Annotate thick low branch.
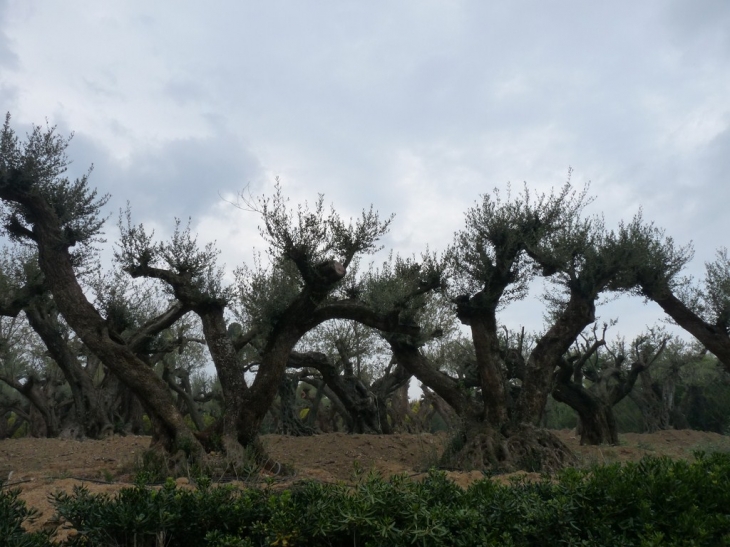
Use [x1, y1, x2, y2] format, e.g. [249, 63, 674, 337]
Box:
[127, 302, 191, 352]
[649, 288, 730, 371]
[0, 278, 46, 318]
[308, 300, 421, 337]
[231, 327, 259, 352]
[126, 264, 225, 311]
[388, 340, 475, 418]
[2, 187, 202, 452]
[287, 351, 385, 433]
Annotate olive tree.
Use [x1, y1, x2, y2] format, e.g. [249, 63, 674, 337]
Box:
[0, 115, 204, 460]
[552, 326, 668, 445]
[385, 180, 683, 468]
[118, 184, 428, 462]
[290, 318, 413, 434]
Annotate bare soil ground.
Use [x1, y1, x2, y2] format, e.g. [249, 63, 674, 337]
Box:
[3, 429, 730, 537]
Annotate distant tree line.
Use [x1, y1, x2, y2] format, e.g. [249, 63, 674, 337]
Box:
[1, 114, 729, 473]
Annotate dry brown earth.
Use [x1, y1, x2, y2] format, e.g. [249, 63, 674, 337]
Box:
[2, 429, 729, 537]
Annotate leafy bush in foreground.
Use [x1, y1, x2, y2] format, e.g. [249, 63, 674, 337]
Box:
[51, 476, 269, 546]
[0, 481, 54, 547]
[8, 453, 730, 546]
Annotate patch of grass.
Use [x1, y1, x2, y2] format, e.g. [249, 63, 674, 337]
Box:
[688, 439, 730, 458]
[133, 449, 172, 484]
[573, 449, 603, 469]
[101, 469, 114, 483]
[414, 436, 442, 472]
[212, 443, 265, 482]
[636, 440, 656, 451]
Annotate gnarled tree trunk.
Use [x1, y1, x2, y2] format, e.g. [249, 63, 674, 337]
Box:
[553, 377, 619, 445]
[1, 187, 204, 461]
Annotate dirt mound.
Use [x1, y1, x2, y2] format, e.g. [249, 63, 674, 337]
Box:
[2, 428, 729, 537]
[261, 431, 447, 483]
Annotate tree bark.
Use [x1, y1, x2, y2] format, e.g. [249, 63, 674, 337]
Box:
[162, 365, 206, 432]
[515, 292, 596, 425]
[371, 362, 412, 435]
[628, 370, 673, 432]
[235, 328, 301, 446]
[388, 338, 474, 419]
[469, 315, 508, 426]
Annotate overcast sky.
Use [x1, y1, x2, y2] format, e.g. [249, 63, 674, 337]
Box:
[2, 0, 730, 343]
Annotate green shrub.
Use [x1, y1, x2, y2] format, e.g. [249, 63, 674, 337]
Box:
[52, 477, 270, 547]
[0, 481, 54, 547]
[50, 454, 730, 546]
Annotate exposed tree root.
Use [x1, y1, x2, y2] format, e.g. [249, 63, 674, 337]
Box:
[135, 441, 293, 482]
[441, 423, 576, 473]
[140, 428, 295, 480]
[209, 434, 296, 477]
[249, 437, 295, 476]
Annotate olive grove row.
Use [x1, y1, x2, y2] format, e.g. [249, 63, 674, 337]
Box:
[1, 115, 728, 471]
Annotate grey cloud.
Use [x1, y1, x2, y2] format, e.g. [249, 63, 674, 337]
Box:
[0, 0, 18, 69]
[202, 2, 672, 165]
[684, 126, 730, 257]
[163, 78, 207, 106]
[662, 0, 730, 47]
[65, 129, 263, 227]
[0, 83, 17, 110]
